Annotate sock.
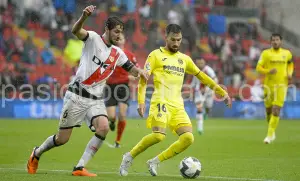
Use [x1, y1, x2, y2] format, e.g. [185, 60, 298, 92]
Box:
[267, 114, 280, 138]
[130, 132, 165, 158]
[158, 132, 194, 162]
[76, 134, 105, 168]
[116, 120, 126, 143]
[196, 111, 204, 132]
[266, 113, 271, 123]
[35, 135, 59, 158]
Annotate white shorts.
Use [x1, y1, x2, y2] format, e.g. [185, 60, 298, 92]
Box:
[194, 90, 214, 109]
[59, 91, 107, 132]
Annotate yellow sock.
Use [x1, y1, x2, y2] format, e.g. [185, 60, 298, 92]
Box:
[267, 114, 280, 137]
[130, 132, 165, 158]
[158, 132, 194, 162]
[266, 113, 271, 123]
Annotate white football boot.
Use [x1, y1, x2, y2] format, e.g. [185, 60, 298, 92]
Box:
[264, 133, 276, 144]
[119, 152, 133, 176]
[146, 158, 159, 176]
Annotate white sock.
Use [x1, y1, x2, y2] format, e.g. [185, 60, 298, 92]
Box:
[35, 135, 58, 157]
[197, 113, 204, 132]
[76, 134, 105, 168]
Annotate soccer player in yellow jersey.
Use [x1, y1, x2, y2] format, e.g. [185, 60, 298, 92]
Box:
[119, 24, 232, 176]
[256, 33, 294, 144]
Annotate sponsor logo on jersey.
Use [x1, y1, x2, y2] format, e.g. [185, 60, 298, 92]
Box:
[163, 65, 184, 73]
[270, 60, 286, 64]
[162, 58, 167, 61]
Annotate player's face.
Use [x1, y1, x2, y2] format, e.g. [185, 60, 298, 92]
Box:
[271, 36, 281, 49]
[166, 32, 182, 53]
[116, 34, 125, 47]
[196, 59, 205, 70]
[108, 25, 123, 45]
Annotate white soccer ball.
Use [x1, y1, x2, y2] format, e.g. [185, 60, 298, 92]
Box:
[179, 157, 202, 179]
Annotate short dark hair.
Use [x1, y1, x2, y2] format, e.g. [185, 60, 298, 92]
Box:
[105, 16, 124, 30]
[166, 24, 181, 35]
[270, 33, 282, 40]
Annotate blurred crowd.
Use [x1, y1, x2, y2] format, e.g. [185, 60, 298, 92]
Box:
[0, 0, 298, 101]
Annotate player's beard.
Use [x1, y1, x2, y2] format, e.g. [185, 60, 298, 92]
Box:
[272, 43, 281, 50]
[108, 32, 118, 45]
[168, 45, 179, 53]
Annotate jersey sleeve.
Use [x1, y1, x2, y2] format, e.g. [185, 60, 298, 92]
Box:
[185, 56, 201, 75]
[143, 51, 156, 75]
[117, 50, 129, 66]
[287, 50, 293, 63]
[257, 50, 268, 66]
[137, 51, 156, 104]
[117, 50, 135, 71]
[83, 31, 98, 42]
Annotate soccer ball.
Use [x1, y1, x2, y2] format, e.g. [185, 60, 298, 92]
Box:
[179, 157, 202, 179]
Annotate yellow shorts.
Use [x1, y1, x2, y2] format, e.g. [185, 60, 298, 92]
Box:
[146, 102, 192, 133]
[264, 85, 287, 108]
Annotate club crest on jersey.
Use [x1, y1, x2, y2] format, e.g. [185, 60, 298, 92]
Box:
[109, 56, 115, 62]
[145, 62, 151, 71]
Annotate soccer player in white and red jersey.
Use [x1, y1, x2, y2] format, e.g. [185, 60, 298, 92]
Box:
[105, 33, 138, 148]
[26, 5, 148, 177]
[190, 58, 217, 134]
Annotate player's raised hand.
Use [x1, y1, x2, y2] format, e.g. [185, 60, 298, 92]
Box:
[83, 5, 96, 17]
[137, 104, 146, 118]
[224, 95, 232, 108]
[269, 68, 277, 74]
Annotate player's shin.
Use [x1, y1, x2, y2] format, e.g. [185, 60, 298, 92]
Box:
[130, 132, 165, 158]
[35, 135, 61, 158]
[116, 120, 126, 144]
[76, 134, 105, 168]
[157, 132, 194, 162]
[267, 114, 280, 138]
[196, 111, 204, 134]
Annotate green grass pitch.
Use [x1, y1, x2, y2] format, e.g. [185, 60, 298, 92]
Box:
[0, 119, 300, 181]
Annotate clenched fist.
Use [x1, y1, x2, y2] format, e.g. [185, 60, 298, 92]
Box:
[83, 5, 96, 17]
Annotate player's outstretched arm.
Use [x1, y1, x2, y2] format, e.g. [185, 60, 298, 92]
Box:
[136, 69, 149, 117]
[71, 5, 96, 40]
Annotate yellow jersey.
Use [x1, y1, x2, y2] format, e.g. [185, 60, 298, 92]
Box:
[257, 48, 293, 85]
[138, 47, 226, 107]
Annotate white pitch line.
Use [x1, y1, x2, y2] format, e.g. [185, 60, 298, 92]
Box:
[0, 167, 283, 181]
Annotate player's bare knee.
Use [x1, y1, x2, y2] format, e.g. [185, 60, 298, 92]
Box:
[118, 114, 126, 121]
[93, 117, 109, 136]
[266, 107, 272, 115]
[108, 117, 116, 123]
[196, 104, 203, 113]
[272, 107, 280, 116]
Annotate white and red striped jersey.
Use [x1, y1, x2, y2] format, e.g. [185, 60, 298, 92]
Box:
[191, 65, 217, 91]
[70, 31, 129, 97]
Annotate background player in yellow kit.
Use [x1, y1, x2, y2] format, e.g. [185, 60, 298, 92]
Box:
[256, 33, 294, 144]
[119, 24, 231, 176]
